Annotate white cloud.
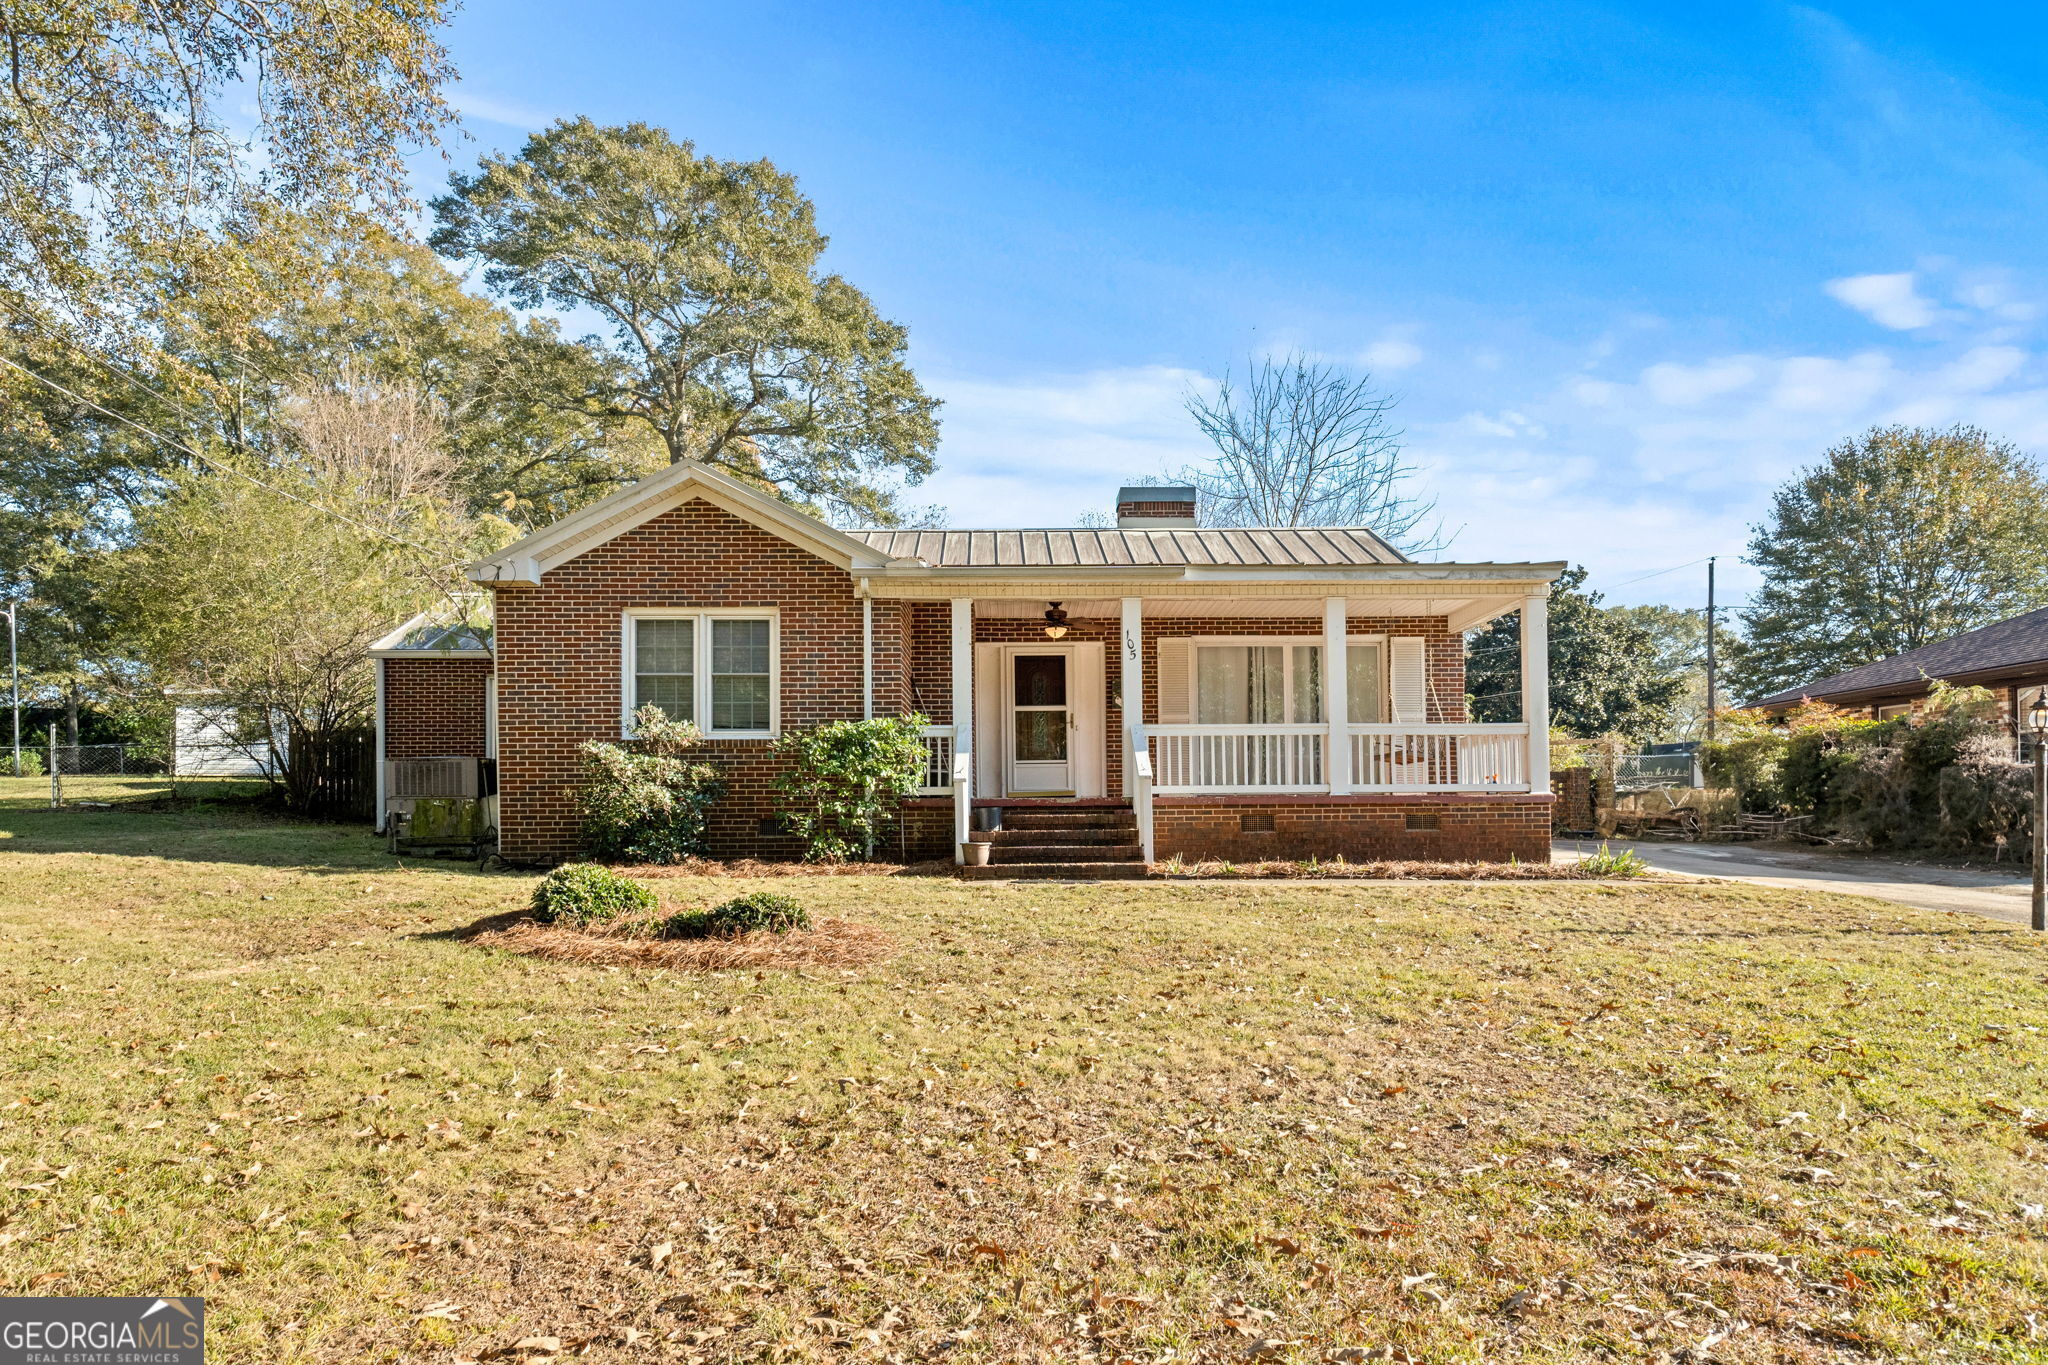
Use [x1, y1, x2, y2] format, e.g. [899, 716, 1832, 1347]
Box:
[1362, 337, 1425, 371]
[1825, 271, 1938, 329]
[1641, 357, 1759, 406]
[456, 90, 558, 131]
[918, 366, 1216, 526]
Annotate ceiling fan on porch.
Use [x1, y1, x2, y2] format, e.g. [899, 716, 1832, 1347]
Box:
[1042, 601, 1069, 639]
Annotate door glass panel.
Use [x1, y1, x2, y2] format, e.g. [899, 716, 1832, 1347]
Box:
[1013, 654, 1066, 706]
[1014, 710, 1068, 761]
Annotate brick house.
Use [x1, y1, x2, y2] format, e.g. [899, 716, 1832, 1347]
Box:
[1750, 603, 2048, 755]
[375, 462, 1565, 873]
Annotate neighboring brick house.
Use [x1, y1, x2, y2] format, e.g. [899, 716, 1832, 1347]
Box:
[1750, 604, 2048, 754]
[377, 464, 1566, 872]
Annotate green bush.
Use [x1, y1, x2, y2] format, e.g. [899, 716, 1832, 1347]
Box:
[772, 714, 931, 861]
[658, 891, 811, 939]
[530, 863, 658, 926]
[574, 705, 723, 863]
[0, 750, 45, 777]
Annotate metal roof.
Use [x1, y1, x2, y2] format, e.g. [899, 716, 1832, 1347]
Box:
[847, 525, 1408, 568]
[371, 600, 493, 655]
[1752, 603, 2048, 708]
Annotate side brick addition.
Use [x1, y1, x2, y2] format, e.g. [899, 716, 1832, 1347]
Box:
[382, 657, 493, 759]
[491, 498, 866, 863]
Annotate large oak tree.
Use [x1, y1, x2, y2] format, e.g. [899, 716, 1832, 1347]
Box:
[1735, 425, 2048, 700]
[431, 119, 940, 525]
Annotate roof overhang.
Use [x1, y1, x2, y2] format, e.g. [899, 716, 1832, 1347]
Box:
[369, 608, 493, 660]
[467, 460, 899, 587]
[858, 561, 1565, 633]
[1753, 658, 2048, 711]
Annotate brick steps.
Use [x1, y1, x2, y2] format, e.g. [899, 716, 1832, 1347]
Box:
[965, 803, 1149, 880]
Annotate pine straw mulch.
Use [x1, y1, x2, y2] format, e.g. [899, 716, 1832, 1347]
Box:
[466, 913, 895, 972]
[1152, 857, 1639, 880]
[613, 857, 954, 879]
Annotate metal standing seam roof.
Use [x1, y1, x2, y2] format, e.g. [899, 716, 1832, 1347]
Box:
[1752, 603, 2048, 708]
[846, 526, 1408, 568]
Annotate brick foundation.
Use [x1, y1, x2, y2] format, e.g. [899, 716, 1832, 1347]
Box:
[1152, 794, 1553, 864]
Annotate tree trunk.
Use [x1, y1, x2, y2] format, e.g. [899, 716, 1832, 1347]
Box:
[64, 684, 79, 747]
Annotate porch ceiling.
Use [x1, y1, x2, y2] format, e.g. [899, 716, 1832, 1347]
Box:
[969, 594, 1517, 630]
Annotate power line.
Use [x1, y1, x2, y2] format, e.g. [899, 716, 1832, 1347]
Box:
[0, 351, 456, 562]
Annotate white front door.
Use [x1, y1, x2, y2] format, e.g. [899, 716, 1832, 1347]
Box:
[1006, 648, 1074, 794]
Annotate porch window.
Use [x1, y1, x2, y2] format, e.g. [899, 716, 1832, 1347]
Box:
[624, 611, 779, 737]
[1193, 640, 1386, 723]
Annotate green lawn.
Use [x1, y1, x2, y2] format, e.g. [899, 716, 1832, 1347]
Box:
[1, 806, 2044, 1363]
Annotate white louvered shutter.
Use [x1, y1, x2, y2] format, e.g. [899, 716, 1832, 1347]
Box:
[1389, 636, 1427, 724]
[1156, 638, 1192, 723]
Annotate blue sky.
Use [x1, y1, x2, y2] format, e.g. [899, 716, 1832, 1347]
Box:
[417, 1, 2048, 612]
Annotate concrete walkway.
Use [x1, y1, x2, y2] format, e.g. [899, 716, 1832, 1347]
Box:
[1554, 837, 2040, 926]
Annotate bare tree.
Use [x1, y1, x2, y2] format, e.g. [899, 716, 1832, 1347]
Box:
[1181, 354, 1447, 552]
[285, 368, 458, 533]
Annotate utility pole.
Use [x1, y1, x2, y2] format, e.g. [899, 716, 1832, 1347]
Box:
[4, 603, 17, 778]
[1704, 558, 1718, 741]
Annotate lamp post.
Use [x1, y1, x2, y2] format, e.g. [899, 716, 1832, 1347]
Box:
[2031, 694, 2047, 932]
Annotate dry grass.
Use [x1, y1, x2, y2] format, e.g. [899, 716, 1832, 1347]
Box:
[2, 807, 2046, 1363]
[468, 913, 896, 971]
[1153, 856, 1624, 880]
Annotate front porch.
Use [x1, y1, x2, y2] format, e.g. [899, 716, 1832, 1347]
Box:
[878, 587, 1554, 868]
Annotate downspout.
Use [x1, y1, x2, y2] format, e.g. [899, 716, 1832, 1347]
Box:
[860, 581, 874, 721]
[373, 657, 386, 835]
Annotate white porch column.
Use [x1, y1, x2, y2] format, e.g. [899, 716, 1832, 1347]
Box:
[1323, 597, 1350, 794]
[1522, 592, 1550, 793]
[1120, 596, 1143, 796]
[950, 596, 974, 789]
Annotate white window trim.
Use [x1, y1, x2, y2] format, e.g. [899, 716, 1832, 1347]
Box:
[621, 607, 781, 739]
[1187, 633, 1389, 724]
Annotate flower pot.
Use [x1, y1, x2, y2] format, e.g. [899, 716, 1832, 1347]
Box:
[961, 840, 991, 866]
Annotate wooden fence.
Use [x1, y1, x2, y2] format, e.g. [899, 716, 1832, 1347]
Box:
[289, 726, 377, 823]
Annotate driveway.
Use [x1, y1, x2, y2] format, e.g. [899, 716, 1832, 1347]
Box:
[1553, 837, 2040, 926]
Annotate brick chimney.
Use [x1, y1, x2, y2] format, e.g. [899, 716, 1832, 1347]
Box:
[1115, 485, 1197, 529]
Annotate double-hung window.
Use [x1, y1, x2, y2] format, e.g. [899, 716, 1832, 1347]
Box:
[624, 610, 779, 737]
[1192, 637, 1387, 724]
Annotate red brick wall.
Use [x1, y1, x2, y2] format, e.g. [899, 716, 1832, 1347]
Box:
[491, 499, 868, 862]
[382, 657, 493, 759]
[1153, 793, 1552, 863]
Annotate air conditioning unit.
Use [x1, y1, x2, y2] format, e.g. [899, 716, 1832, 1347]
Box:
[386, 756, 481, 801]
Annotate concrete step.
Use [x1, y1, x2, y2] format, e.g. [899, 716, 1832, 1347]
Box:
[960, 861, 1150, 880]
[990, 843, 1144, 863]
[999, 809, 1136, 831]
[989, 826, 1132, 846]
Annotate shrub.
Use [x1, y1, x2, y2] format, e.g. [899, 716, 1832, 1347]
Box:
[773, 714, 931, 862]
[0, 750, 45, 777]
[530, 863, 658, 926]
[573, 704, 724, 863]
[657, 890, 811, 940]
[1579, 843, 1650, 877]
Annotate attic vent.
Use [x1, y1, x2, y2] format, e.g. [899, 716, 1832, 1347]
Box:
[386, 756, 481, 801]
[1116, 485, 1197, 529]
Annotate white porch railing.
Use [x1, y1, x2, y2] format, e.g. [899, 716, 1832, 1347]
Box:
[1145, 721, 1533, 795]
[1349, 723, 1531, 791]
[916, 725, 955, 795]
[1149, 724, 1327, 793]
